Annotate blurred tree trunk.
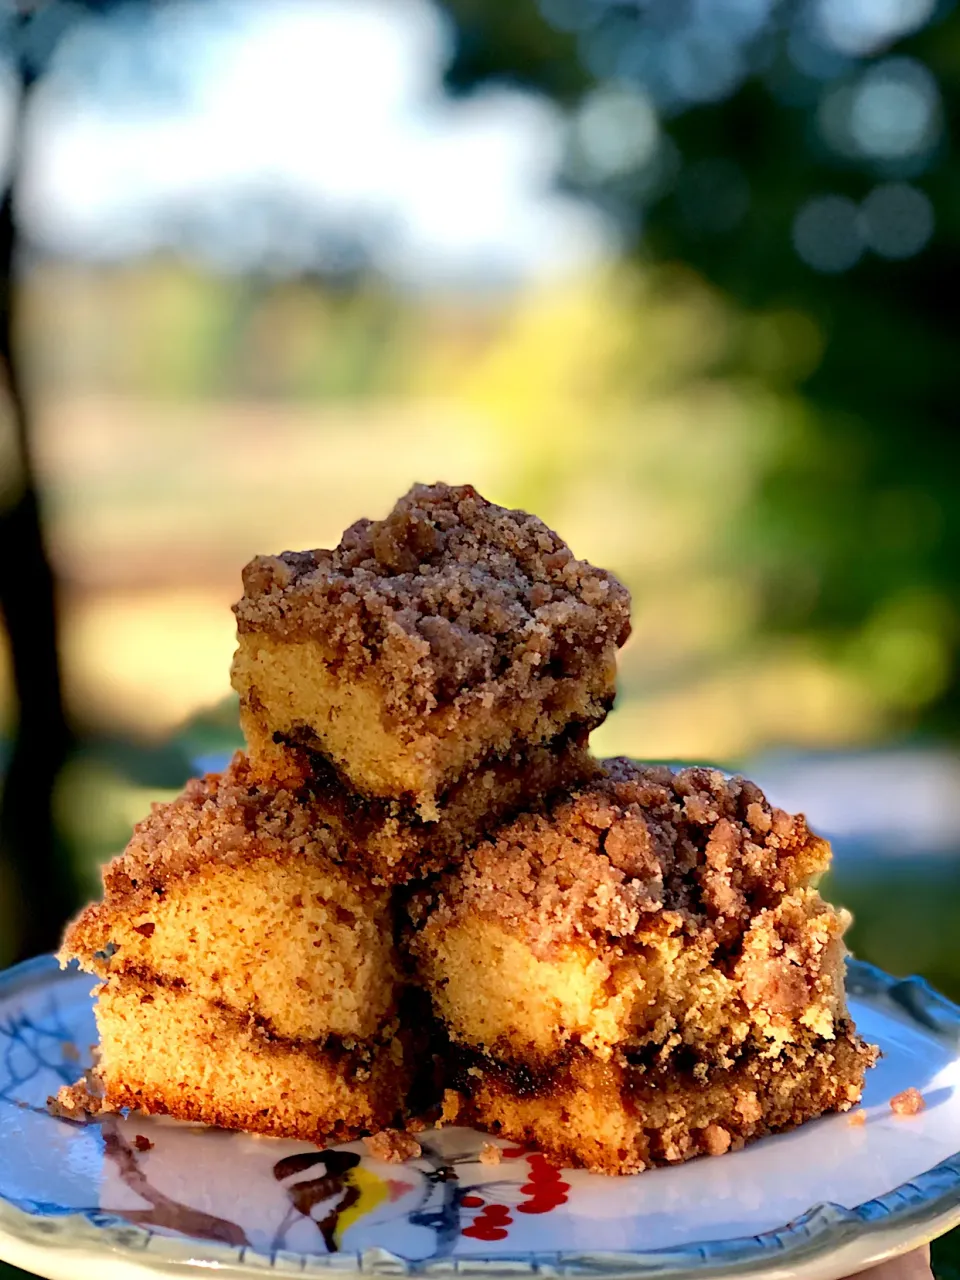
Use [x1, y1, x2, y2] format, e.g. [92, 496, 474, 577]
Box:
[0, 56, 79, 961]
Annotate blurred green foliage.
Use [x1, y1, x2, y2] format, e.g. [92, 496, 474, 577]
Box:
[438, 0, 960, 742]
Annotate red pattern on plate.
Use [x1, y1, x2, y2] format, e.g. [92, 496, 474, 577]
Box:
[516, 1153, 570, 1215]
[459, 1146, 569, 1242]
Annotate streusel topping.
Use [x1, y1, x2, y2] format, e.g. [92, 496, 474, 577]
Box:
[234, 483, 631, 710]
[413, 761, 831, 952]
[98, 753, 360, 907]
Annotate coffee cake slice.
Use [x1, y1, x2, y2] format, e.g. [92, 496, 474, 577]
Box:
[232, 482, 630, 816]
[92, 978, 406, 1143]
[410, 761, 876, 1173]
[60, 753, 409, 1141]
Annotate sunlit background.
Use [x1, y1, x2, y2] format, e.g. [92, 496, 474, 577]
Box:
[0, 0, 958, 1269]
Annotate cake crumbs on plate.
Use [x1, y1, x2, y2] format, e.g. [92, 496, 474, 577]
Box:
[701, 1124, 732, 1156]
[437, 1089, 461, 1127]
[47, 1080, 102, 1123]
[405, 1116, 427, 1134]
[47, 1057, 117, 1125]
[363, 1129, 422, 1163]
[134, 1134, 154, 1152]
[890, 1087, 925, 1116]
[479, 1142, 502, 1165]
[848, 1109, 867, 1126]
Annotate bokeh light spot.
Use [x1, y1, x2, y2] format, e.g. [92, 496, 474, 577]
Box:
[579, 15, 639, 82]
[860, 182, 934, 259]
[788, 21, 855, 81]
[573, 86, 659, 181]
[849, 58, 940, 161]
[692, 0, 774, 43]
[663, 29, 744, 104]
[792, 195, 863, 273]
[814, 0, 937, 57]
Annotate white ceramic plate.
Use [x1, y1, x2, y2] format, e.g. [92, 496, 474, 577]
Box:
[1, 956, 959, 1280]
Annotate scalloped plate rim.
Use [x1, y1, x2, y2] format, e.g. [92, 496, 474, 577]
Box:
[1, 954, 959, 1280]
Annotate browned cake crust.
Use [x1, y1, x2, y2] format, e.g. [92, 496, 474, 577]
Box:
[411, 760, 832, 954]
[442, 1023, 876, 1175]
[232, 482, 631, 808]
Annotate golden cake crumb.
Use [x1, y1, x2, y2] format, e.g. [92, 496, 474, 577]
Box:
[848, 1109, 867, 1126]
[890, 1087, 925, 1116]
[439, 1089, 461, 1126]
[445, 1027, 875, 1175]
[479, 1142, 502, 1165]
[363, 1129, 423, 1163]
[411, 754, 876, 1173]
[91, 978, 409, 1144]
[701, 1124, 732, 1156]
[60, 753, 404, 1048]
[134, 1134, 154, 1152]
[60, 750, 412, 1150]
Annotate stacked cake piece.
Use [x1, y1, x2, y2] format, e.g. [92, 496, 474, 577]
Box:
[60, 483, 628, 1144]
[411, 762, 873, 1173]
[60, 482, 874, 1173]
[62, 755, 409, 1140]
[229, 481, 627, 879]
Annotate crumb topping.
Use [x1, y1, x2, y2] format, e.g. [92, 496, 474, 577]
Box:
[890, 1087, 925, 1116]
[413, 760, 831, 952]
[363, 1128, 423, 1163]
[479, 1141, 502, 1165]
[234, 483, 631, 713]
[74, 753, 375, 913]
